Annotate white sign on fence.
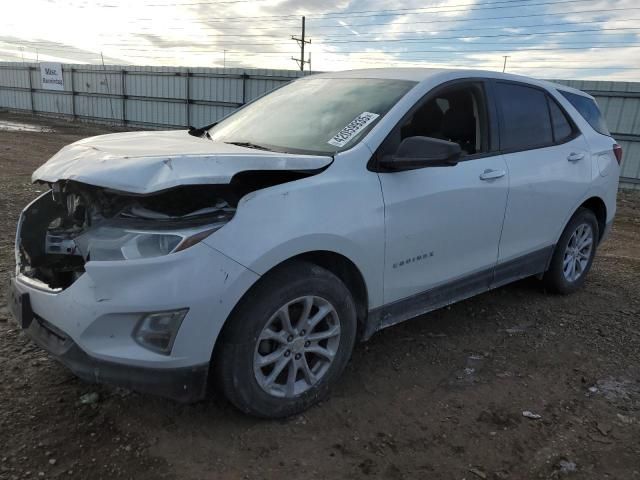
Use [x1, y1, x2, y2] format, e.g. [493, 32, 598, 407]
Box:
[40, 62, 64, 91]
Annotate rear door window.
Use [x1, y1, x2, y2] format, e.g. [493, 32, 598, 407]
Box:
[559, 90, 610, 136]
[495, 82, 553, 152]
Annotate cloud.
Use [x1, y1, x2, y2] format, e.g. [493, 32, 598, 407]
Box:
[132, 34, 210, 49]
[338, 21, 360, 36]
[0, 0, 639, 79]
[0, 35, 127, 64]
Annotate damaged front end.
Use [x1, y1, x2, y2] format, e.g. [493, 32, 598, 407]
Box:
[17, 181, 237, 290]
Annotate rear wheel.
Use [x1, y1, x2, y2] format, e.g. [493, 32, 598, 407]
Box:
[216, 261, 357, 418]
[543, 208, 599, 294]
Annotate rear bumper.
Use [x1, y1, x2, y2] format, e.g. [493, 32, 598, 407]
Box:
[9, 289, 208, 402]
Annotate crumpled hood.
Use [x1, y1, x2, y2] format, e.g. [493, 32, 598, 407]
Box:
[32, 130, 333, 194]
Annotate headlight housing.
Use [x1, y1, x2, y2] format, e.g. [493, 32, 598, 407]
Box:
[74, 224, 223, 261]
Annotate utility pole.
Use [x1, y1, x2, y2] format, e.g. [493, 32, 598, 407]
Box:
[291, 16, 311, 72]
[502, 55, 510, 73]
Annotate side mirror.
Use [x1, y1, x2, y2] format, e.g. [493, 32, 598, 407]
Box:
[379, 136, 462, 171]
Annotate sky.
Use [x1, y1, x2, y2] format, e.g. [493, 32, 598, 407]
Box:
[1, 0, 640, 80]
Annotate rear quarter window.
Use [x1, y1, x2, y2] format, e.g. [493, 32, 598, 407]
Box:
[559, 90, 610, 136]
[547, 96, 574, 143]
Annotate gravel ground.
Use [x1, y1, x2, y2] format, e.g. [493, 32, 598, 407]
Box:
[1, 112, 639, 480]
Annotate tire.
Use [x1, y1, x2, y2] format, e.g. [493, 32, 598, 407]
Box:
[543, 207, 599, 294]
[216, 261, 357, 418]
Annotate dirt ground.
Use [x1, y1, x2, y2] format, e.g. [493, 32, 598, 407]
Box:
[0, 111, 639, 480]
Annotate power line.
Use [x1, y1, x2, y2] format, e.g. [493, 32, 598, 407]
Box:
[1, 17, 633, 46]
[3, 45, 640, 71]
[54, 0, 613, 21]
[99, 6, 640, 32]
[10, 25, 640, 51]
[14, 16, 635, 40]
[6, 41, 636, 71]
[196, 0, 638, 26]
[319, 18, 640, 38]
[66, 0, 276, 7]
[42, 0, 637, 25]
[93, 40, 640, 49]
[54, 0, 546, 11]
[283, 0, 581, 20]
[27, 5, 638, 33]
[9, 41, 640, 57]
[306, 6, 640, 29]
[322, 26, 640, 44]
[330, 45, 640, 53]
[309, 56, 640, 69]
[292, 0, 620, 21]
[10, 38, 640, 57]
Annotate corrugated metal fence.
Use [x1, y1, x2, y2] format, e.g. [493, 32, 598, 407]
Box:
[0, 62, 638, 189]
[555, 79, 640, 190]
[0, 62, 305, 129]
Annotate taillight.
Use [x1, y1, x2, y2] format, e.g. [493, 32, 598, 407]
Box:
[613, 143, 623, 165]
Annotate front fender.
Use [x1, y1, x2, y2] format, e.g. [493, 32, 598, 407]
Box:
[204, 148, 386, 309]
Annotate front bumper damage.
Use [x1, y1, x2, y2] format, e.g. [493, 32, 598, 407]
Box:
[10, 205, 259, 402]
[9, 282, 208, 402]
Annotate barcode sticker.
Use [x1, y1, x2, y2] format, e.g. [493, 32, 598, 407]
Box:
[328, 112, 380, 147]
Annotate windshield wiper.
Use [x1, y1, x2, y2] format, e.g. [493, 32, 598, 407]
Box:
[188, 122, 217, 138]
[224, 141, 274, 151]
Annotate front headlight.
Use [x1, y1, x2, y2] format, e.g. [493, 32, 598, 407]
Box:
[74, 225, 221, 261]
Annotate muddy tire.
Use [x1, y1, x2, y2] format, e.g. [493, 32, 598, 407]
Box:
[216, 261, 357, 418]
[543, 208, 599, 294]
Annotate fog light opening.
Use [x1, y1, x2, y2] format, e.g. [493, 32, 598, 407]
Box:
[132, 309, 188, 355]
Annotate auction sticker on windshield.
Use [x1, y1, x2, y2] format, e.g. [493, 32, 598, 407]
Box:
[328, 112, 380, 148]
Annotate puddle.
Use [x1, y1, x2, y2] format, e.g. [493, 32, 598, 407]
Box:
[0, 120, 54, 133]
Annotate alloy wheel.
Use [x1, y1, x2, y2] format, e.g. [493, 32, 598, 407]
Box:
[253, 296, 341, 398]
[562, 223, 594, 282]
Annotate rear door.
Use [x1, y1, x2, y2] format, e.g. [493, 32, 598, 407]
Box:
[490, 81, 592, 286]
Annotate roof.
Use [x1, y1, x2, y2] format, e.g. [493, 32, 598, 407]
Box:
[308, 68, 591, 98]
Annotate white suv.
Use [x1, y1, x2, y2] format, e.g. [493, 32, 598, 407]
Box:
[9, 69, 621, 418]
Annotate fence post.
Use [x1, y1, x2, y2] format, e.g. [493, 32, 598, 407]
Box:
[69, 68, 76, 119]
[185, 68, 190, 127]
[121, 69, 126, 125]
[27, 66, 34, 113]
[241, 72, 248, 105]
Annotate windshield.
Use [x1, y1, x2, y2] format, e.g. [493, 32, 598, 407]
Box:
[208, 77, 417, 155]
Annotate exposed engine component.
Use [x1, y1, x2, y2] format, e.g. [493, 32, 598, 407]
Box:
[45, 229, 79, 256]
[18, 181, 238, 290]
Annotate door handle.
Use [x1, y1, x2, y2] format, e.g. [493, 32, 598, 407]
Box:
[479, 169, 506, 181]
[567, 152, 585, 162]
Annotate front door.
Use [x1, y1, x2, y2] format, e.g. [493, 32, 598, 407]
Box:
[375, 82, 509, 321]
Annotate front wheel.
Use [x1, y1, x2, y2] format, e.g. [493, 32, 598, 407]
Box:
[216, 261, 357, 418]
[543, 208, 599, 294]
